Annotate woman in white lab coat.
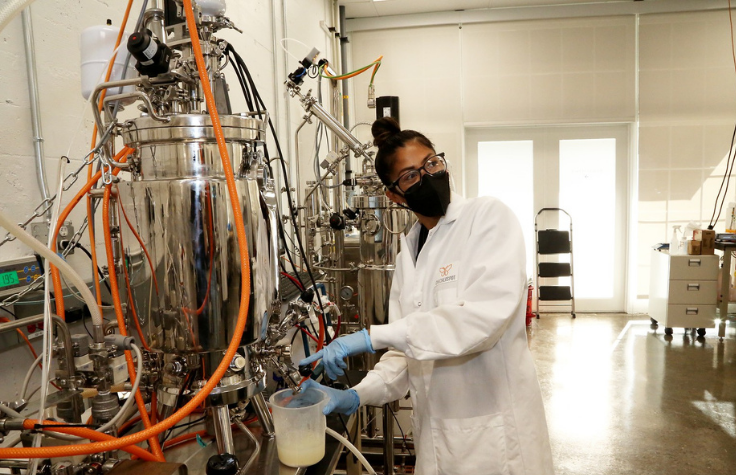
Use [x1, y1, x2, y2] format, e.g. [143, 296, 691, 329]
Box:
[300, 117, 554, 475]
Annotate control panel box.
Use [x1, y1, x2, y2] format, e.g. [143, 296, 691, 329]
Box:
[0, 256, 43, 298]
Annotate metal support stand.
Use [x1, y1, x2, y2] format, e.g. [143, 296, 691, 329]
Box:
[346, 409, 363, 475]
[382, 403, 397, 475]
[251, 392, 275, 437]
[717, 242, 733, 340]
[212, 405, 235, 455]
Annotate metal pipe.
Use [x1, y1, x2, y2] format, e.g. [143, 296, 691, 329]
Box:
[21, 7, 50, 214]
[91, 78, 149, 137]
[143, 2, 165, 45]
[104, 92, 170, 124]
[251, 392, 275, 437]
[51, 315, 75, 382]
[0, 313, 43, 333]
[304, 94, 365, 156]
[294, 115, 311, 258]
[269, 0, 285, 251]
[280, 0, 298, 250]
[338, 5, 352, 182]
[212, 405, 235, 455]
[234, 418, 261, 475]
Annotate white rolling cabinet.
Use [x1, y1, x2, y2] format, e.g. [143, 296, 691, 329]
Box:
[649, 251, 719, 336]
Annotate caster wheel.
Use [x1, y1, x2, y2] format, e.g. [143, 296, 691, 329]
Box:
[536, 314, 540, 319]
[665, 327, 673, 335]
[697, 328, 706, 337]
[571, 313, 576, 319]
[650, 317, 658, 325]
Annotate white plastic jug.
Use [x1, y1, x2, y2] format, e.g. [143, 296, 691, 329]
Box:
[269, 388, 329, 467]
[79, 24, 137, 100]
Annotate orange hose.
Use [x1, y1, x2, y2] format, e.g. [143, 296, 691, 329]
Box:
[102, 185, 164, 461]
[85, 0, 134, 317]
[22, 420, 156, 462]
[0, 1, 252, 459]
[50, 147, 132, 319]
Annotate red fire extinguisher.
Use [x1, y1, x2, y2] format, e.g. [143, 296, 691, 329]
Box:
[526, 284, 534, 327]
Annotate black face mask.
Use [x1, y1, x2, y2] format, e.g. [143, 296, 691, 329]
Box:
[402, 171, 451, 217]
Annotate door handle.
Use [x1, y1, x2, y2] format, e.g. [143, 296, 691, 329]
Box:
[686, 308, 699, 315]
[688, 259, 701, 267]
[687, 283, 700, 291]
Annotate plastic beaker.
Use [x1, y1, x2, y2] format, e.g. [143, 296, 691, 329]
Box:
[269, 387, 328, 467]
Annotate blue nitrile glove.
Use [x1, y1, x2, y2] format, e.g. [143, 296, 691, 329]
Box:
[301, 379, 360, 415]
[298, 329, 374, 380]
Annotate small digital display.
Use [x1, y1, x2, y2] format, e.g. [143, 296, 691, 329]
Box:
[0, 271, 19, 288]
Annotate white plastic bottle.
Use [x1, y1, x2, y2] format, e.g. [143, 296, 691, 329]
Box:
[670, 225, 682, 255]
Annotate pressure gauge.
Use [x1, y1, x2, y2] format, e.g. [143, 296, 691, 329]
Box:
[340, 286, 354, 301]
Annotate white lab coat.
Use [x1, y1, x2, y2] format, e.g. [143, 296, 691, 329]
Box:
[354, 194, 554, 475]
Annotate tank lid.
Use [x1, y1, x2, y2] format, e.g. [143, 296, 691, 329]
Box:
[122, 114, 266, 145]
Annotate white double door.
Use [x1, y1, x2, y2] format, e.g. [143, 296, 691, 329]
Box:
[464, 125, 630, 313]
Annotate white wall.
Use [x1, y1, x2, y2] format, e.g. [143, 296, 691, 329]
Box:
[349, 8, 736, 310]
[637, 10, 736, 302]
[0, 0, 335, 402]
[350, 25, 465, 191]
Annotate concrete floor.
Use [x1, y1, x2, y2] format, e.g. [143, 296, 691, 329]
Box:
[527, 314, 736, 475]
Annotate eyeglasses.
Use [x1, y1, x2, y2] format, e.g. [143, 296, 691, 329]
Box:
[388, 153, 447, 193]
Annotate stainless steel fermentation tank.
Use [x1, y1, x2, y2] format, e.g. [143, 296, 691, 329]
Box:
[117, 114, 279, 412]
[307, 189, 410, 368]
[354, 195, 408, 364]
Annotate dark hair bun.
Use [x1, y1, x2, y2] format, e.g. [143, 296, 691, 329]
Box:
[371, 117, 401, 148]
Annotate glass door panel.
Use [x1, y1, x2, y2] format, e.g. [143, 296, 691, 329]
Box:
[465, 125, 630, 312]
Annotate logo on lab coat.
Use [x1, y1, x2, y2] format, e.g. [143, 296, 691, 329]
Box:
[436, 264, 456, 285]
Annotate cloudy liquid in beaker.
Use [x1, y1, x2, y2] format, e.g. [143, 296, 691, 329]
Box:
[276, 432, 325, 467]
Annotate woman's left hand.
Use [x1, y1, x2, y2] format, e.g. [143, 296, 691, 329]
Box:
[299, 329, 374, 379]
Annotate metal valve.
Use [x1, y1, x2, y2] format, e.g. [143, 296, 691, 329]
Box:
[229, 354, 246, 372]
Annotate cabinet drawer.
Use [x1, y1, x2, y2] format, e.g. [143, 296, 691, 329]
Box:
[667, 280, 718, 305]
[669, 255, 719, 281]
[666, 304, 716, 329]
